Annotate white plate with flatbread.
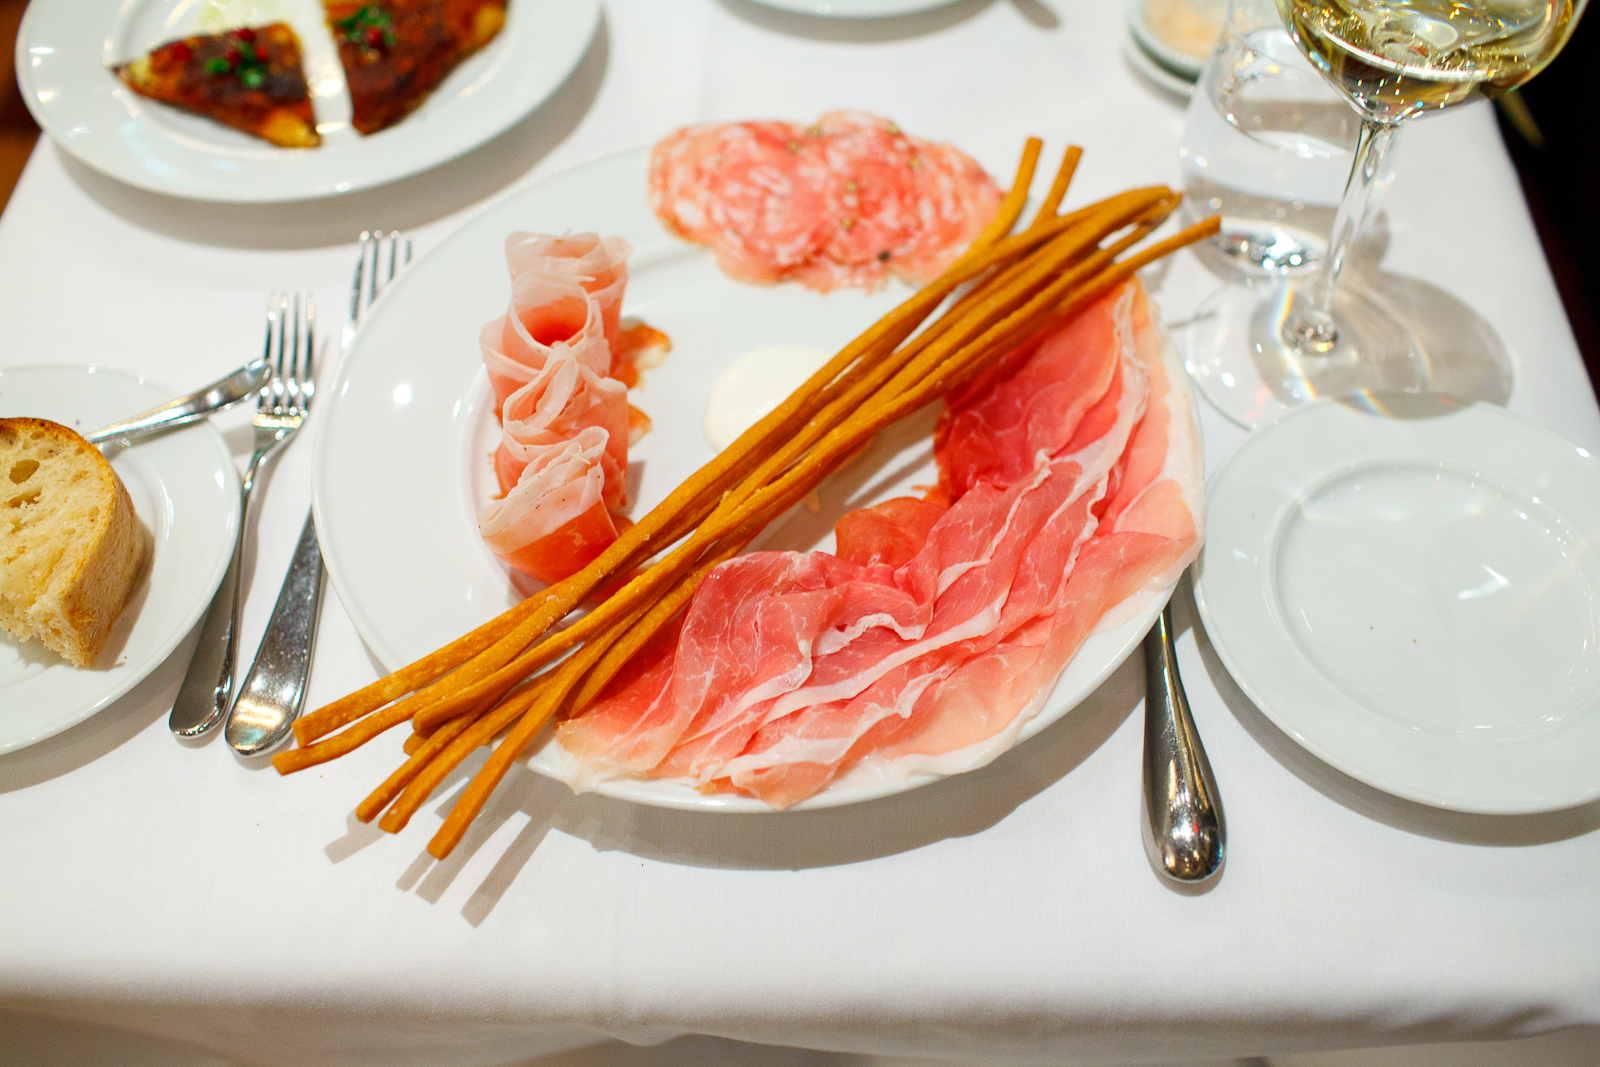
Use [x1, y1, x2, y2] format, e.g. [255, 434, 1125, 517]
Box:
[16, 0, 599, 203]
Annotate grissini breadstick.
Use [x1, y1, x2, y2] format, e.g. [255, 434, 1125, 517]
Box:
[280, 142, 1063, 767]
[285, 140, 1053, 755]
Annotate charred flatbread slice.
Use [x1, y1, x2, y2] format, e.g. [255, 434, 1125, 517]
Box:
[326, 0, 508, 136]
[113, 23, 321, 149]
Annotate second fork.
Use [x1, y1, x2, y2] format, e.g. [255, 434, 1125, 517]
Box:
[224, 232, 411, 755]
[170, 294, 314, 739]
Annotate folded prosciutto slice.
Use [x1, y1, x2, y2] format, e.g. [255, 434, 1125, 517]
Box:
[505, 232, 630, 351]
[649, 112, 1003, 294]
[558, 280, 1203, 807]
[479, 429, 620, 585]
[481, 232, 631, 407]
[475, 231, 648, 586]
[496, 357, 630, 508]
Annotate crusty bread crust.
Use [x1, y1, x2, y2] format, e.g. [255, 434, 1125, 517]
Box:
[0, 418, 151, 667]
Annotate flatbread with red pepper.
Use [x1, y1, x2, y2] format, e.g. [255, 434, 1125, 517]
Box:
[326, 0, 508, 136]
[113, 23, 321, 149]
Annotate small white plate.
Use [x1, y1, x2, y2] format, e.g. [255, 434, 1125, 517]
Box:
[16, 0, 600, 203]
[1195, 394, 1600, 814]
[313, 146, 1181, 811]
[1126, 0, 1221, 82]
[0, 365, 240, 755]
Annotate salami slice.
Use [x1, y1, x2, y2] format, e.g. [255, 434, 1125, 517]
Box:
[649, 113, 1001, 293]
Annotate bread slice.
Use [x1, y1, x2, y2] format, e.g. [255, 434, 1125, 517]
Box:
[0, 418, 152, 667]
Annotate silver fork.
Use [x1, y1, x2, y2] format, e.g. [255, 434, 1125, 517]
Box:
[224, 232, 412, 755]
[170, 294, 316, 739]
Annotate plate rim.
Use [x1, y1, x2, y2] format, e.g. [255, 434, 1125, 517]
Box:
[0, 363, 241, 754]
[15, 0, 601, 204]
[313, 145, 1187, 813]
[1193, 395, 1600, 814]
[740, 0, 967, 17]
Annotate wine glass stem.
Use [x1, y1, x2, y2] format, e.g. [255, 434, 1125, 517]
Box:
[1285, 119, 1400, 355]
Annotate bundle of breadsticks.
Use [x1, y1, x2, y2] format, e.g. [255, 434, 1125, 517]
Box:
[274, 140, 1219, 860]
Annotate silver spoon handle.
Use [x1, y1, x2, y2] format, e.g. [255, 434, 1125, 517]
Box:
[168, 526, 245, 737]
[1141, 600, 1225, 884]
[84, 360, 269, 445]
[224, 510, 325, 755]
[168, 444, 275, 737]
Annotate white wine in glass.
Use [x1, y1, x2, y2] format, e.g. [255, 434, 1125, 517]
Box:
[1183, 0, 1586, 427]
[1283, 0, 1581, 122]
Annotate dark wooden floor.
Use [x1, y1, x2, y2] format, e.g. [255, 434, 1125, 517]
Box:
[0, 0, 38, 206]
[0, 1, 1592, 401]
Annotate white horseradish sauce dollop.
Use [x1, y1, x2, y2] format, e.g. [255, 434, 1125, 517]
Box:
[703, 345, 832, 453]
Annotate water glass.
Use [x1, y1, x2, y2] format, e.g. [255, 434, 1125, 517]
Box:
[1177, 0, 1390, 281]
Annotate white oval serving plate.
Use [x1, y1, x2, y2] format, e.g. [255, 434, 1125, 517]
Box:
[17, 0, 599, 203]
[314, 146, 1184, 811]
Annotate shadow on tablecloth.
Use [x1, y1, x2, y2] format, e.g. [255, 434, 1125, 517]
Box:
[312, 618, 1144, 923]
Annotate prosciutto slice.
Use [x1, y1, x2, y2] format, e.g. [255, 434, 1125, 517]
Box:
[505, 232, 630, 348]
[495, 357, 630, 507]
[479, 429, 619, 584]
[557, 280, 1203, 806]
[481, 232, 631, 407]
[475, 231, 650, 585]
[649, 112, 1003, 294]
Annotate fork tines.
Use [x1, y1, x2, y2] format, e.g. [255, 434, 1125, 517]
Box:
[262, 292, 316, 417]
[351, 231, 414, 325]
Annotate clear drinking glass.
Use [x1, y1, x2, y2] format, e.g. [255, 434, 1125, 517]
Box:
[1178, 0, 1385, 282]
[1180, 0, 1587, 428]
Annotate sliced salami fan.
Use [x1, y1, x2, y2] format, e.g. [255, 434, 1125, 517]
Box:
[648, 113, 1003, 293]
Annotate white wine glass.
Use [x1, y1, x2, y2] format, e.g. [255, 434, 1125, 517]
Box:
[1182, 0, 1588, 428]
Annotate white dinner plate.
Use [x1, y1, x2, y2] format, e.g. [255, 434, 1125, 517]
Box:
[0, 365, 240, 755]
[1194, 393, 1600, 814]
[16, 0, 600, 203]
[314, 146, 1180, 811]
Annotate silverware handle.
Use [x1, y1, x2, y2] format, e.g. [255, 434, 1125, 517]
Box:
[85, 360, 269, 445]
[168, 445, 273, 737]
[169, 523, 245, 737]
[1141, 600, 1225, 883]
[225, 510, 326, 756]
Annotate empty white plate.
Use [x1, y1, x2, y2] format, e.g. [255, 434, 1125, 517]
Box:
[1195, 393, 1600, 813]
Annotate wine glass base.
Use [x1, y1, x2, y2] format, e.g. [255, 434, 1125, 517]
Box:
[1180, 280, 1428, 428]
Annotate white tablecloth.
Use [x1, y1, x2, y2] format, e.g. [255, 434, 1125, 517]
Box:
[2, 2, 1598, 1066]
